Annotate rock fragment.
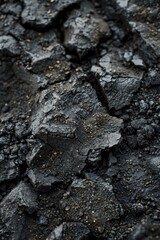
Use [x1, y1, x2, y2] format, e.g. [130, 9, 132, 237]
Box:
[101, 0, 160, 64]
[148, 156, 160, 172]
[26, 140, 51, 166]
[28, 168, 61, 192]
[30, 73, 122, 181]
[130, 222, 160, 240]
[21, 0, 52, 29]
[46, 222, 90, 240]
[21, 0, 80, 29]
[0, 35, 20, 57]
[0, 182, 37, 240]
[60, 173, 123, 235]
[63, 0, 110, 57]
[21, 30, 66, 74]
[92, 52, 143, 110]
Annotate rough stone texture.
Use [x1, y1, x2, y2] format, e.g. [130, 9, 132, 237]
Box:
[0, 123, 29, 183]
[21, 0, 80, 29]
[0, 157, 19, 183]
[92, 52, 143, 110]
[0, 35, 20, 57]
[1, 0, 160, 239]
[26, 140, 51, 166]
[130, 222, 160, 240]
[21, 0, 52, 29]
[63, 0, 111, 57]
[0, 182, 37, 240]
[101, 0, 160, 64]
[30, 73, 122, 181]
[28, 168, 61, 192]
[46, 222, 90, 240]
[60, 173, 123, 235]
[20, 30, 66, 74]
[148, 156, 160, 172]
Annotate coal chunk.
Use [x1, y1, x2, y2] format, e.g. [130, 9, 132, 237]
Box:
[63, 0, 110, 57]
[28, 168, 61, 192]
[30, 73, 122, 182]
[0, 35, 20, 57]
[0, 182, 37, 240]
[21, 0, 80, 29]
[60, 173, 123, 235]
[21, 0, 52, 29]
[92, 52, 143, 110]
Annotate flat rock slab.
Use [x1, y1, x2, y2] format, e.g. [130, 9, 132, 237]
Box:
[92, 52, 143, 110]
[0, 182, 37, 240]
[46, 222, 90, 240]
[63, 0, 110, 57]
[60, 173, 123, 235]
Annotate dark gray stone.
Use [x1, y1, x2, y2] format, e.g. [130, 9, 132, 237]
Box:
[0, 182, 37, 240]
[60, 173, 123, 235]
[0, 157, 19, 183]
[30, 73, 122, 181]
[47, 222, 90, 240]
[0, 35, 20, 57]
[26, 140, 51, 166]
[92, 53, 143, 110]
[21, 0, 80, 29]
[39, 216, 48, 226]
[21, 0, 52, 29]
[148, 156, 160, 172]
[28, 168, 61, 192]
[63, 0, 110, 57]
[15, 122, 29, 139]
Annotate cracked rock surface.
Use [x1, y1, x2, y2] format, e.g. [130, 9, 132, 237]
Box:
[0, 0, 160, 239]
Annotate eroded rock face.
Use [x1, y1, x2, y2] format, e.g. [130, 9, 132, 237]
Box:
[63, 0, 111, 57]
[60, 173, 123, 235]
[0, 182, 37, 240]
[46, 222, 90, 240]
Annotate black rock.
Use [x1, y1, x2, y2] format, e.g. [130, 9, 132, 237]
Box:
[28, 168, 61, 192]
[47, 222, 90, 240]
[30, 73, 122, 182]
[92, 52, 143, 110]
[0, 35, 20, 57]
[21, 0, 52, 29]
[0, 182, 37, 240]
[15, 122, 29, 139]
[60, 173, 123, 235]
[63, 0, 110, 57]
